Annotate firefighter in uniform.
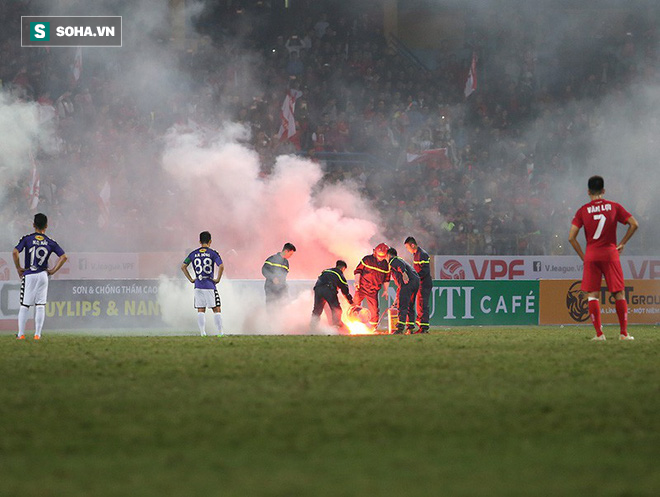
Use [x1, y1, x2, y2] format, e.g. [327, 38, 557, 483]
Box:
[311, 260, 353, 331]
[405, 236, 431, 333]
[353, 243, 390, 330]
[262, 242, 296, 305]
[386, 247, 420, 334]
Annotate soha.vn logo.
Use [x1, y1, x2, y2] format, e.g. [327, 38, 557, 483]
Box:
[440, 259, 465, 279]
[566, 281, 589, 322]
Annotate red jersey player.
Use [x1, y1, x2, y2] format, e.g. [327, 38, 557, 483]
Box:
[569, 175, 639, 341]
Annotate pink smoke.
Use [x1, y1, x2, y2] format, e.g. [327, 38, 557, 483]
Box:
[161, 124, 381, 279]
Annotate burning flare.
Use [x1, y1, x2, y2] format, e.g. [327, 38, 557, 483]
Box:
[342, 305, 376, 335]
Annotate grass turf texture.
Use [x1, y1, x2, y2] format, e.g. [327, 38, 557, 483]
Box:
[1, 326, 659, 497]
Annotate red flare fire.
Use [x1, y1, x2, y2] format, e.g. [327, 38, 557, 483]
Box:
[342, 305, 376, 335]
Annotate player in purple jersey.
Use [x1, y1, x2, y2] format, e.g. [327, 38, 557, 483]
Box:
[181, 231, 225, 336]
[12, 213, 67, 340]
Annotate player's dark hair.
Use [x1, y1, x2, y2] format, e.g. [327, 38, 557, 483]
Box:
[283, 242, 296, 252]
[387, 247, 398, 257]
[336, 260, 347, 270]
[588, 175, 604, 194]
[199, 231, 212, 244]
[33, 213, 47, 230]
[404, 236, 417, 246]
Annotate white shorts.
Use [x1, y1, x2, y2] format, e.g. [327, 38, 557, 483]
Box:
[21, 271, 49, 307]
[194, 288, 221, 309]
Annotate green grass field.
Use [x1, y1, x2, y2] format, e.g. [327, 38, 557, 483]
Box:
[1, 326, 659, 497]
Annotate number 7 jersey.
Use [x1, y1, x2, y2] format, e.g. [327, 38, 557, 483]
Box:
[183, 247, 223, 289]
[15, 233, 65, 275]
[572, 199, 632, 261]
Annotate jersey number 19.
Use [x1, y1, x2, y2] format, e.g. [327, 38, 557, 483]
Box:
[29, 246, 49, 268]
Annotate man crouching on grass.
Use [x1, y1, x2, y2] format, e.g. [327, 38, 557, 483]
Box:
[568, 175, 639, 341]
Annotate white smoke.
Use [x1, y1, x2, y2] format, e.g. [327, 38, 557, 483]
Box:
[158, 275, 341, 335]
[0, 91, 58, 245]
[0, 93, 41, 183]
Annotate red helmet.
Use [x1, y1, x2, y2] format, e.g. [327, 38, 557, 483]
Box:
[374, 243, 389, 258]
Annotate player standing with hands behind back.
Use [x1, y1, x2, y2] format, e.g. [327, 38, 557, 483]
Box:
[569, 176, 639, 341]
[13, 213, 67, 340]
[181, 231, 225, 337]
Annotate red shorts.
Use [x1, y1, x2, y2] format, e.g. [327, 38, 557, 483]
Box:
[581, 260, 625, 293]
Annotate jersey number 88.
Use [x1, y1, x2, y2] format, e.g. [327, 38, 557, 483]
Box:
[193, 257, 213, 277]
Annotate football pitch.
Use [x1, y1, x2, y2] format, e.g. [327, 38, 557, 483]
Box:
[1, 326, 659, 497]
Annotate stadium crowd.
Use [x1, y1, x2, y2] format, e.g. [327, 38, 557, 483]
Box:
[1, 0, 658, 253]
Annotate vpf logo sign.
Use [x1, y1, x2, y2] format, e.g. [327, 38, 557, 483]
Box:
[440, 259, 465, 279]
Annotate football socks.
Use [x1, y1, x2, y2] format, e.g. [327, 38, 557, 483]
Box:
[615, 299, 628, 336]
[588, 298, 603, 337]
[34, 305, 45, 338]
[17, 306, 29, 339]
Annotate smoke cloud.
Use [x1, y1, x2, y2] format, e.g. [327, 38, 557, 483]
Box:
[161, 121, 380, 275]
[158, 123, 379, 333]
[3, 0, 660, 334]
[0, 95, 41, 197]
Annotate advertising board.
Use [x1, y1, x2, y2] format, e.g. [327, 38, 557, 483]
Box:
[539, 279, 660, 325]
[3, 277, 655, 332]
[381, 280, 540, 326]
[0, 280, 163, 329]
[433, 256, 660, 280]
[0, 252, 140, 281]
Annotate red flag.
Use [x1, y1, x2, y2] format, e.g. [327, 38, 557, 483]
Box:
[464, 52, 477, 98]
[27, 151, 40, 211]
[277, 89, 303, 140]
[406, 148, 451, 170]
[72, 47, 82, 83]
